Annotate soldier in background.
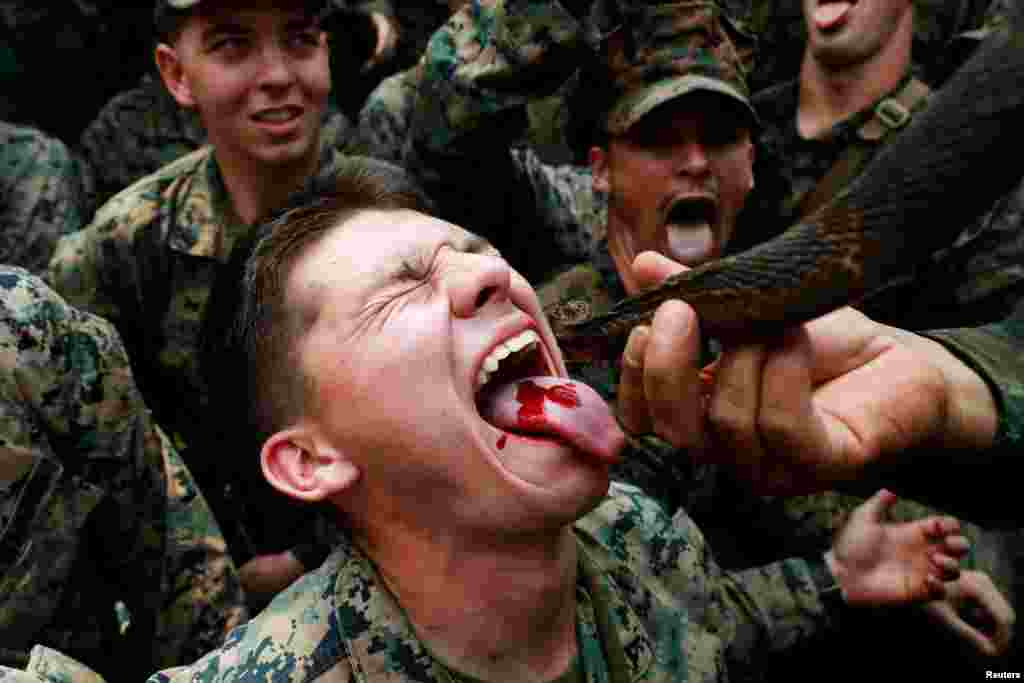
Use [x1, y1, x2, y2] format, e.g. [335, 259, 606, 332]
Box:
[740, 0, 1024, 331]
[0, 267, 245, 680]
[49, 0, 360, 605]
[0, 122, 95, 275]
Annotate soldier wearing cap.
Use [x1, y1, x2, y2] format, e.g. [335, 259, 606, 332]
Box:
[75, 0, 385, 208]
[403, 3, 1017, 671]
[48, 0, 357, 602]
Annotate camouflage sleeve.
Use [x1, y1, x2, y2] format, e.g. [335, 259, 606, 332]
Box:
[404, 1, 596, 278]
[591, 485, 838, 672]
[409, 0, 581, 154]
[348, 67, 418, 164]
[508, 147, 603, 262]
[77, 76, 204, 207]
[17, 646, 106, 683]
[0, 268, 167, 670]
[153, 431, 247, 668]
[916, 309, 1024, 525]
[46, 190, 146, 331]
[0, 122, 96, 276]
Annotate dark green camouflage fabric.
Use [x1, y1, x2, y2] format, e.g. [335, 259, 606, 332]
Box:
[148, 483, 842, 683]
[0, 123, 96, 276]
[0, 268, 245, 680]
[743, 66, 1024, 331]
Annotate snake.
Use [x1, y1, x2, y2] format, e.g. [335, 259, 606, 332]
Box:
[553, 11, 1024, 363]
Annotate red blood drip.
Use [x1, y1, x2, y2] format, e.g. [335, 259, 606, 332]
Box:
[515, 380, 579, 430]
[496, 435, 507, 450]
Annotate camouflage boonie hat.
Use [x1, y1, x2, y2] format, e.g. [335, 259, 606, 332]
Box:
[602, 1, 755, 135]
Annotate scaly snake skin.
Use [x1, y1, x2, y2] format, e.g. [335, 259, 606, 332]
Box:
[554, 13, 1024, 362]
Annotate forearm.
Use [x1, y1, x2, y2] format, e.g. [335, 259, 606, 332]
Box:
[855, 318, 1023, 526]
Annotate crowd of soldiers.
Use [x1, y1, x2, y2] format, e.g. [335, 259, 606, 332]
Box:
[2, 0, 1024, 681]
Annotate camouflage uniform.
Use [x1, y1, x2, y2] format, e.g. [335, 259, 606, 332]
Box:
[0, 268, 245, 680]
[744, 64, 1024, 331]
[149, 482, 846, 683]
[0, 122, 96, 276]
[47, 145, 352, 564]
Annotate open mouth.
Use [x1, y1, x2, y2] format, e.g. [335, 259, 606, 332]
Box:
[252, 106, 303, 124]
[474, 329, 551, 415]
[814, 0, 856, 30]
[666, 196, 718, 229]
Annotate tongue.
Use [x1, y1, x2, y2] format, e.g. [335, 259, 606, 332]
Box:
[814, 2, 852, 30]
[479, 377, 624, 463]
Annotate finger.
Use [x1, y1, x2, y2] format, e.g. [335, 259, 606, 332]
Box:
[942, 534, 970, 558]
[925, 574, 947, 601]
[924, 516, 961, 540]
[631, 250, 688, 289]
[930, 551, 962, 581]
[642, 300, 705, 450]
[756, 328, 837, 490]
[925, 601, 999, 656]
[850, 488, 898, 525]
[618, 325, 653, 435]
[959, 571, 1016, 655]
[706, 343, 768, 474]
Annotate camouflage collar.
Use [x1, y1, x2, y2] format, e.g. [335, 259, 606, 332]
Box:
[331, 521, 654, 682]
[164, 145, 348, 263]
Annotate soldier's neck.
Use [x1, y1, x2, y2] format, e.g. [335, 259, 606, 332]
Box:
[796, 23, 912, 140]
[362, 523, 580, 682]
[215, 145, 320, 226]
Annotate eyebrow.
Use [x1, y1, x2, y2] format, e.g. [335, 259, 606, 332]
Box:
[201, 21, 250, 42]
[383, 234, 495, 284]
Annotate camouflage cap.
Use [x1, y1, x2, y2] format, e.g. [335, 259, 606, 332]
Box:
[602, 1, 754, 135]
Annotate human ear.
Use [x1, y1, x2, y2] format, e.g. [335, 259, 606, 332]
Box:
[155, 43, 196, 109]
[589, 146, 610, 193]
[261, 428, 360, 503]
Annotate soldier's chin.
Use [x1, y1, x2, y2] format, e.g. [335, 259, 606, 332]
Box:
[665, 222, 717, 267]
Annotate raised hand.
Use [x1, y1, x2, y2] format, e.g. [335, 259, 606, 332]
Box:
[826, 490, 967, 606]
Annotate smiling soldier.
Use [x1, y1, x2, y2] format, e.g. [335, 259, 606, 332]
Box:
[48, 0, 354, 601]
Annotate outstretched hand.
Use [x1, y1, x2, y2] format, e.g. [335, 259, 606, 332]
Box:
[826, 489, 967, 606]
[617, 251, 999, 496]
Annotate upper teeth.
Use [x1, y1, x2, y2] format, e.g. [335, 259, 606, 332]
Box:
[256, 109, 294, 122]
[476, 329, 540, 390]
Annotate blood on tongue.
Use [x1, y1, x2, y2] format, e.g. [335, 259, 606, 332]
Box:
[515, 380, 580, 431]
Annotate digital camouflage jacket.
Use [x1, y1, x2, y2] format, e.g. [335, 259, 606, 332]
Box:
[148, 483, 842, 683]
[0, 268, 245, 680]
